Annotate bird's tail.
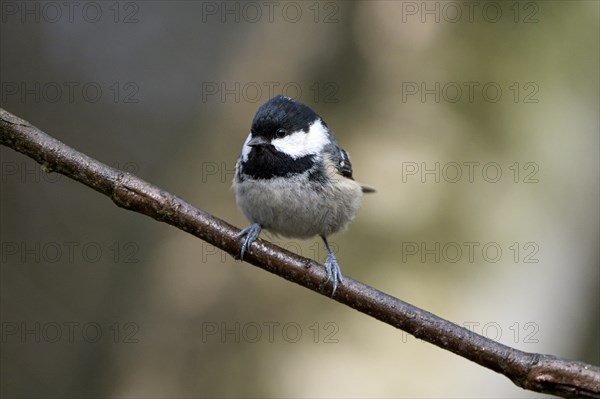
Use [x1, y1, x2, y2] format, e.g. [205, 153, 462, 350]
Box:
[361, 184, 376, 194]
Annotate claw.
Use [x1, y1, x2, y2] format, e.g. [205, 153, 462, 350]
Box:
[322, 236, 343, 296]
[236, 223, 262, 260]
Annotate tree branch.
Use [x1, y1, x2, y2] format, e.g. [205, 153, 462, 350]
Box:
[1, 108, 598, 398]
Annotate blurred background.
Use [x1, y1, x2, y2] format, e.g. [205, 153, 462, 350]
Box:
[1, 1, 598, 397]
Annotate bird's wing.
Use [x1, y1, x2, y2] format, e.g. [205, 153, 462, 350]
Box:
[325, 143, 354, 179]
[324, 140, 376, 193]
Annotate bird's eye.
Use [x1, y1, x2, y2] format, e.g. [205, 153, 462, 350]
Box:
[276, 128, 286, 138]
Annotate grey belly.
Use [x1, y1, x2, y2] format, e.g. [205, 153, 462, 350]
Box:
[234, 176, 362, 239]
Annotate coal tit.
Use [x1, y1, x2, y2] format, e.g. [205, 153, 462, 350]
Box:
[233, 95, 374, 295]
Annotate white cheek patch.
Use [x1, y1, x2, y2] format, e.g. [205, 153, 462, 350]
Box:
[240, 133, 252, 162]
[271, 119, 329, 159]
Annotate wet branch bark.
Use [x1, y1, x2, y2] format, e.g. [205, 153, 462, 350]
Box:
[1, 108, 598, 398]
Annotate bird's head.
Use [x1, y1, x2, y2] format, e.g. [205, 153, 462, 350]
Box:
[241, 95, 331, 162]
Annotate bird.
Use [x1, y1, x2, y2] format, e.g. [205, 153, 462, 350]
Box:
[232, 95, 374, 295]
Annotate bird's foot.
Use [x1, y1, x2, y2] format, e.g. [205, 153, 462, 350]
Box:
[236, 223, 262, 260]
[324, 252, 343, 296]
[322, 236, 343, 296]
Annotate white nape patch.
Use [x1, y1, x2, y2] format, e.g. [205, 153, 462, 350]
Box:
[240, 133, 252, 162]
[271, 119, 329, 159]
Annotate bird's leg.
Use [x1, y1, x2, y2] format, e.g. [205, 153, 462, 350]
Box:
[321, 235, 343, 296]
[236, 223, 262, 260]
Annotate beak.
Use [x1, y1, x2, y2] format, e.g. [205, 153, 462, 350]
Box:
[247, 136, 270, 147]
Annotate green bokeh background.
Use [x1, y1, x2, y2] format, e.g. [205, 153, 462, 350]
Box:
[1, 1, 598, 397]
